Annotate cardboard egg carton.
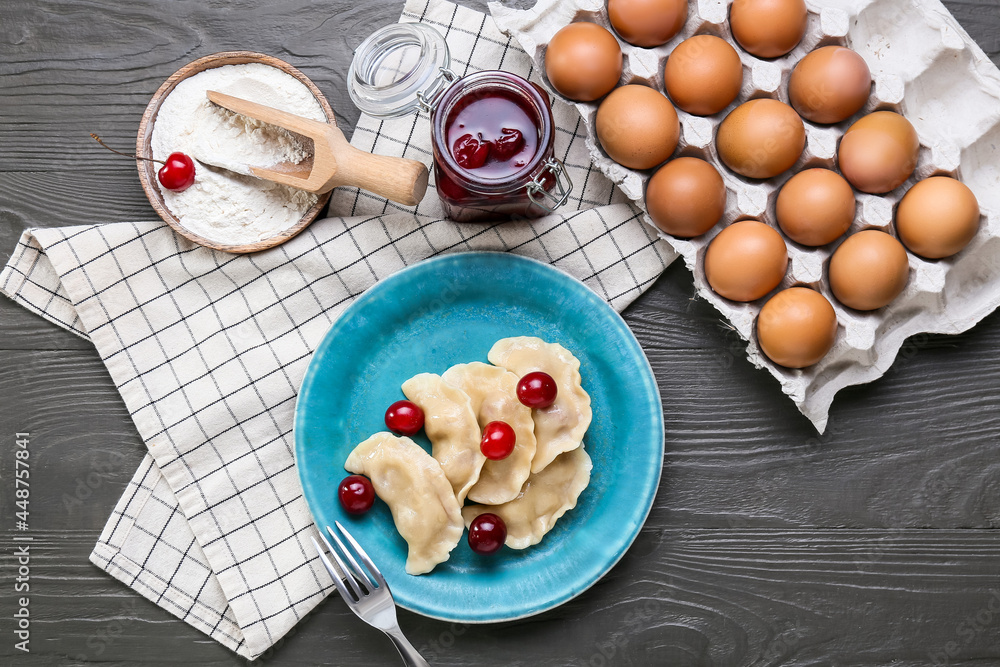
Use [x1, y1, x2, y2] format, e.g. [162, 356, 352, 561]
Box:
[489, 0, 1000, 432]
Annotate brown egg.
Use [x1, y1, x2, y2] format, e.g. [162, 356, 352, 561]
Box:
[664, 35, 744, 116]
[838, 111, 919, 194]
[716, 99, 805, 179]
[596, 85, 679, 169]
[729, 0, 808, 59]
[757, 287, 838, 368]
[776, 168, 855, 246]
[705, 220, 788, 301]
[545, 22, 622, 102]
[608, 0, 687, 48]
[829, 230, 909, 310]
[646, 157, 727, 237]
[895, 176, 981, 259]
[789, 46, 871, 124]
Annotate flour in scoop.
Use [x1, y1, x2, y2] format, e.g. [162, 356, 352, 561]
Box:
[151, 63, 326, 246]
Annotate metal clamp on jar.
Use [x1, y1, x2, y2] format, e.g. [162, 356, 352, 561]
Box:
[348, 23, 572, 222]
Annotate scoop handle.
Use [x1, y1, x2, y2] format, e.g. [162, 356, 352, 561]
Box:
[208, 90, 429, 204]
[332, 145, 429, 206]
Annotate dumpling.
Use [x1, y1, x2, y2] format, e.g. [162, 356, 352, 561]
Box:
[344, 432, 463, 575]
[488, 337, 592, 473]
[441, 362, 536, 505]
[401, 372, 485, 504]
[461, 447, 592, 549]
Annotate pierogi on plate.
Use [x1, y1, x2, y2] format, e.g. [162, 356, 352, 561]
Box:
[461, 447, 592, 549]
[344, 432, 464, 575]
[489, 337, 592, 473]
[340, 337, 593, 574]
[401, 372, 485, 504]
[441, 362, 537, 505]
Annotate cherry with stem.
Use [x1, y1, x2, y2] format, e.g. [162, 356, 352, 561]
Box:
[90, 133, 196, 192]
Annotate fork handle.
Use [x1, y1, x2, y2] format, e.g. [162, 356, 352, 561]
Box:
[385, 628, 431, 667]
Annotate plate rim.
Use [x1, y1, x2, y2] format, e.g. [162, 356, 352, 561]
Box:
[294, 251, 664, 623]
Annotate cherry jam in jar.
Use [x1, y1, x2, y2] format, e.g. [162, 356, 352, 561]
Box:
[348, 23, 571, 222]
[433, 71, 564, 221]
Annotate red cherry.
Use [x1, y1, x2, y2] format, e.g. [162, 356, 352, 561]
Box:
[468, 513, 507, 555]
[452, 133, 491, 169]
[385, 400, 424, 436]
[338, 474, 375, 514]
[158, 152, 196, 191]
[480, 421, 516, 460]
[516, 371, 558, 409]
[492, 128, 525, 162]
[90, 135, 194, 192]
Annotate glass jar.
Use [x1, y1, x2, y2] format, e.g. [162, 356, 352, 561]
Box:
[348, 23, 571, 221]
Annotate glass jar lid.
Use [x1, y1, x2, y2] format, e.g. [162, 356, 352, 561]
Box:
[348, 23, 453, 119]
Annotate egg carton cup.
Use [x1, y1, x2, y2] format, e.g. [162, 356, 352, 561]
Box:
[489, 0, 1000, 433]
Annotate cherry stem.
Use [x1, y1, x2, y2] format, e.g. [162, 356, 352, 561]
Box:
[90, 134, 165, 166]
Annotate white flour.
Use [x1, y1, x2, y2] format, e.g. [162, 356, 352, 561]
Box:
[151, 63, 326, 246]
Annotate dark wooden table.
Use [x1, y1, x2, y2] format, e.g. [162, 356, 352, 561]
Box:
[3, 1, 1000, 665]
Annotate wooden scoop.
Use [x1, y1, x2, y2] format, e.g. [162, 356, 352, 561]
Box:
[204, 90, 428, 206]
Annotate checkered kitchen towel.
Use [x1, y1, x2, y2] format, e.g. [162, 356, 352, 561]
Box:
[0, 0, 674, 660]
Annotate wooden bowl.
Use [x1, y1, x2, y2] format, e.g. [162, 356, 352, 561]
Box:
[136, 52, 335, 254]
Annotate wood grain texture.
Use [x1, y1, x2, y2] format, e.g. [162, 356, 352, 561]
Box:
[946, 0, 1000, 65]
[1, 530, 999, 665]
[1, 0, 1000, 665]
[0, 0, 419, 173]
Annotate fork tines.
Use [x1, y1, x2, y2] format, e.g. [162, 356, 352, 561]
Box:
[312, 521, 386, 603]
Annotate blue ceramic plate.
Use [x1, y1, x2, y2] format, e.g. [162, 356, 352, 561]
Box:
[294, 252, 663, 622]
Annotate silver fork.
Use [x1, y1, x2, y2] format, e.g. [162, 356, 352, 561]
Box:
[312, 522, 430, 667]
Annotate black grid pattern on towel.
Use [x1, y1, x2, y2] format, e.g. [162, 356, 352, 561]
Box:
[1, 235, 89, 338]
[3, 207, 672, 660]
[0, 0, 676, 660]
[90, 454, 248, 656]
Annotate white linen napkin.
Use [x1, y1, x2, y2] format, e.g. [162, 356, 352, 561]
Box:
[0, 0, 675, 659]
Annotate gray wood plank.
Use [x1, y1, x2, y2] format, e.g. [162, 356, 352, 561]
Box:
[2, 328, 997, 532]
[2, 0, 1000, 664]
[0, 0, 458, 172]
[947, 0, 1000, 65]
[0, 350, 146, 528]
[0, 336, 998, 663]
[1, 529, 999, 666]
[0, 301, 94, 350]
